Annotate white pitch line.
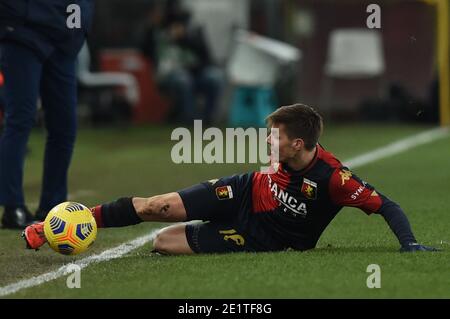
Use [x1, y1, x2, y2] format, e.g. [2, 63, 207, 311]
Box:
[0, 230, 159, 297]
[344, 127, 449, 169]
[1, 126, 448, 297]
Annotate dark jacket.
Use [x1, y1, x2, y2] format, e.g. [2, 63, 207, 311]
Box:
[0, 0, 94, 59]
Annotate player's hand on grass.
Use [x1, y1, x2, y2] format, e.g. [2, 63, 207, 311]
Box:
[400, 242, 440, 253]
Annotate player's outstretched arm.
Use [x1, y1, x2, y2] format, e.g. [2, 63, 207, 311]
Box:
[329, 168, 440, 253]
[377, 199, 440, 253]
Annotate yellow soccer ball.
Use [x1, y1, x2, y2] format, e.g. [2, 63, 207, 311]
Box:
[44, 202, 97, 255]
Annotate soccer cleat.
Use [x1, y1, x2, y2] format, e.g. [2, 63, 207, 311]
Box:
[1, 206, 38, 229]
[22, 222, 47, 250]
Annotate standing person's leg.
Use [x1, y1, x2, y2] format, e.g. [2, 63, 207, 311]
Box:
[0, 42, 42, 228]
[36, 49, 77, 219]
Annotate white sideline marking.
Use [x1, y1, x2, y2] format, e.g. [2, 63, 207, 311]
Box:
[1, 127, 448, 297]
[344, 127, 449, 169]
[0, 230, 159, 297]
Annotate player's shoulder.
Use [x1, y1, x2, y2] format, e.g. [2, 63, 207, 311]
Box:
[316, 144, 343, 169]
[309, 144, 342, 177]
[301, 145, 342, 183]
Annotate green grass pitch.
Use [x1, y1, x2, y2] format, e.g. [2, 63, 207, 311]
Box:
[1, 123, 449, 298]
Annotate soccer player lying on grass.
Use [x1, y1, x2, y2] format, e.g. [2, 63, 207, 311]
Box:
[23, 104, 438, 254]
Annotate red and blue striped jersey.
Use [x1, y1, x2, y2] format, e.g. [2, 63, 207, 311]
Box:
[249, 144, 384, 250]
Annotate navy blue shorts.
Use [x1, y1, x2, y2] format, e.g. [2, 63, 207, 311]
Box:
[178, 174, 285, 253]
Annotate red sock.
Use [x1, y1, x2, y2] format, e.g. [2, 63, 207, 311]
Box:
[90, 205, 104, 228]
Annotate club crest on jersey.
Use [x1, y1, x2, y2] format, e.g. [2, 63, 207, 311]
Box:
[301, 178, 317, 200]
[216, 185, 233, 200]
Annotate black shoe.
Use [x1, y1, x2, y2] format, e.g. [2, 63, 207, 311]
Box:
[35, 208, 49, 222]
[1, 206, 38, 229]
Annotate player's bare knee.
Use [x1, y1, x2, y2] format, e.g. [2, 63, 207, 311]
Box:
[152, 232, 164, 252]
[153, 230, 172, 254]
[153, 225, 191, 255]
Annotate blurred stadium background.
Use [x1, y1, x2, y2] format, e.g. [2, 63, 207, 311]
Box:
[87, 0, 448, 126]
[2, 0, 447, 127]
[1, 0, 450, 299]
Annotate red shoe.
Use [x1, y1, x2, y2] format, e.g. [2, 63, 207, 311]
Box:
[22, 222, 47, 250]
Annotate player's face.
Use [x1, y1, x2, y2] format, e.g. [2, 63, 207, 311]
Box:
[267, 124, 303, 162]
